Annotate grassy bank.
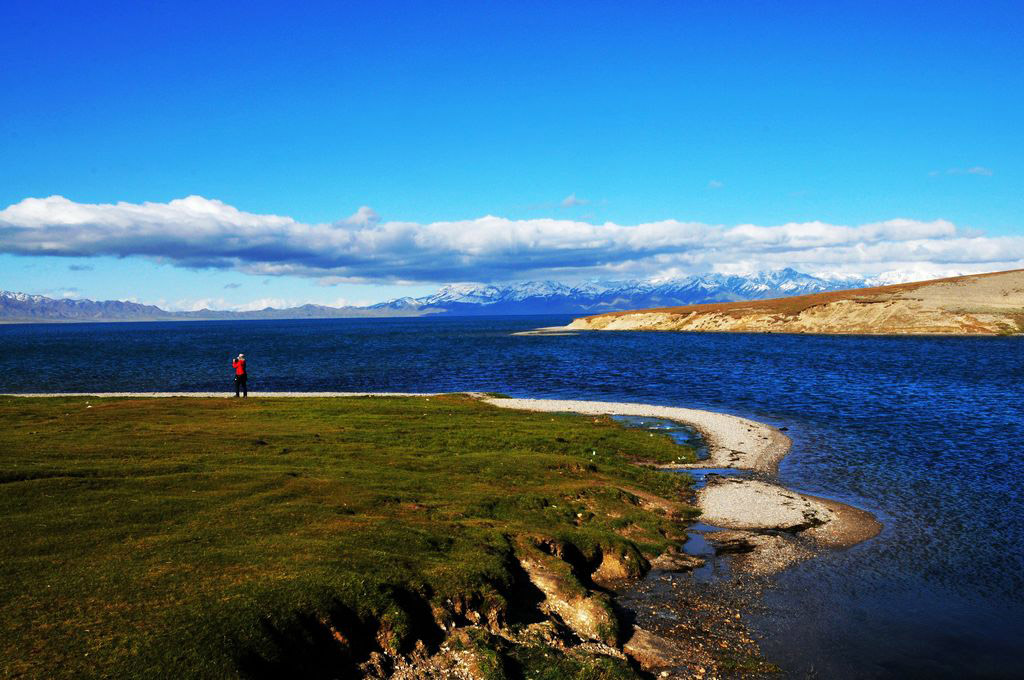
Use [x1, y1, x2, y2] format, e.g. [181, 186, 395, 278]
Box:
[0, 395, 697, 679]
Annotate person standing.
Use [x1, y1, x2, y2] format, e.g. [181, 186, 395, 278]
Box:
[232, 353, 248, 397]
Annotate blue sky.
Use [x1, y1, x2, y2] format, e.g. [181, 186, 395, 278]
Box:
[1, 1, 1021, 309]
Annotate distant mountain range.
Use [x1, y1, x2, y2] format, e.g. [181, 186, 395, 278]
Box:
[370, 269, 876, 316]
[1, 269, 897, 322]
[0, 291, 433, 323]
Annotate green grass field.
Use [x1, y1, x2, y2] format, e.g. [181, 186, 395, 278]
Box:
[0, 395, 696, 679]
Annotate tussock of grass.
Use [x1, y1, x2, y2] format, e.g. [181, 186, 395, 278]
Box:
[0, 395, 695, 678]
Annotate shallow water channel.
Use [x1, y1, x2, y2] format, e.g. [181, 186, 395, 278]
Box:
[612, 415, 745, 581]
[611, 415, 712, 462]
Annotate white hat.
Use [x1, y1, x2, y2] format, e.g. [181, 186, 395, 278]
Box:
[238, 353, 245, 358]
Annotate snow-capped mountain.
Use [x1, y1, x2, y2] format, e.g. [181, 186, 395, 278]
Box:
[0, 290, 172, 321]
[370, 268, 875, 315]
[415, 281, 577, 306]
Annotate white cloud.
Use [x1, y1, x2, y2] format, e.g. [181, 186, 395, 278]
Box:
[930, 166, 994, 177]
[159, 295, 373, 312]
[864, 265, 989, 285]
[708, 180, 724, 189]
[1, 194, 1021, 283]
[560, 193, 588, 207]
[38, 287, 82, 299]
[332, 297, 371, 307]
[168, 296, 305, 312]
[172, 297, 224, 312]
[233, 297, 296, 312]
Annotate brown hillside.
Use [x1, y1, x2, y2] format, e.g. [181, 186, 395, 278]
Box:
[569, 269, 1024, 335]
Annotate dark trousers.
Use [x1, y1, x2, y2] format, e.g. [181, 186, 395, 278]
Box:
[234, 374, 248, 397]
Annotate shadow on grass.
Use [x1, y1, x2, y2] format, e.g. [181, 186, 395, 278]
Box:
[235, 601, 377, 679]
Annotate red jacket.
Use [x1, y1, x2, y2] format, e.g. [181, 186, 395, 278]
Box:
[232, 359, 246, 376]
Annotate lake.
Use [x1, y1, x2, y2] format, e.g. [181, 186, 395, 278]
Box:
[2, 316, 1022, 678]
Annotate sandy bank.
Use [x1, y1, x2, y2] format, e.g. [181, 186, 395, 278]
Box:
[699, 478, 880, 546]
[510, 326, 580, 336]
[697, 478, 830, 532]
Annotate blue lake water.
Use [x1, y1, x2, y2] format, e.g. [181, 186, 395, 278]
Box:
[2, 315, 1023, 678]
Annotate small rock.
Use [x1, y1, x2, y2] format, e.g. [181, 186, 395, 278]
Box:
[705, 530, 757, 554]
[624, 627, 683, 669]
[518, 552, 619, 645]
[649, 551, 705, 572]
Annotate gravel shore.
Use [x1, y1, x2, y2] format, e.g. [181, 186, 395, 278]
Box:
[697, 478, 834, 532]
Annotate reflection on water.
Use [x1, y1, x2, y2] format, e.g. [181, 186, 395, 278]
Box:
[2, 316, 1023, 677]
[682, 523, 735, 584]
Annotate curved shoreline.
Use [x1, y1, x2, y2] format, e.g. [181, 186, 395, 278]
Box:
[484, 397, 790, 473]
[3, 391, 880, 551]
[481, 397, 881, 554]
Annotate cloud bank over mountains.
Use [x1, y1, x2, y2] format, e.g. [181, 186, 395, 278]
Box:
[1, 195, 1021, 284]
